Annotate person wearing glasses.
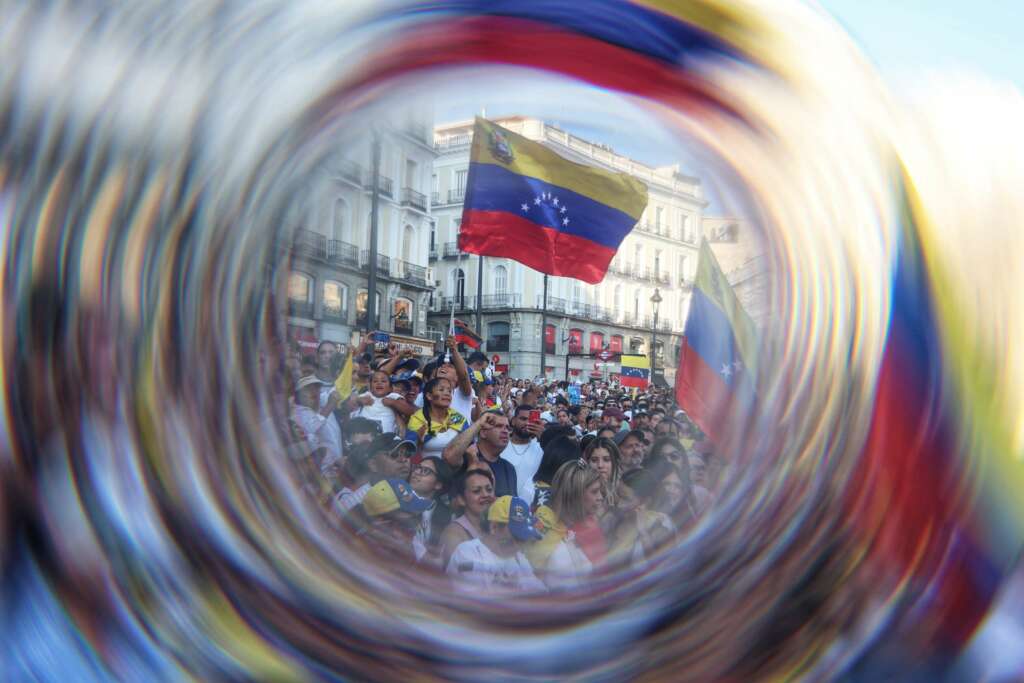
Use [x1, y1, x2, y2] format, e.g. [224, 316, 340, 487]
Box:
[409, 455, 454, 566]
[333, 433, 416, 515]
[647, 436, 690, 472]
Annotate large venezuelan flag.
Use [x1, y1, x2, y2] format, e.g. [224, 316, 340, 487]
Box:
[675, 239, 757, 440]
[458, 118, 648, 284]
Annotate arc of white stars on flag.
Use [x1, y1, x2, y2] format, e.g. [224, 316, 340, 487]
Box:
[521, 192, 570, 228]
[720, 359, 743, 378]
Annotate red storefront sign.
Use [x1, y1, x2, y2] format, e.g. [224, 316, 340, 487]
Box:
[288, 325, 318, 353]
[589, 332, 605, 353]
[609, 335, 623, 353]
[495, 364, 509, 374]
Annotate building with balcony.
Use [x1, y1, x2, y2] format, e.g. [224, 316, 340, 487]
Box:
[283, 113, 438, 355]
[428, 116, 739, 384]
[703, 216, 769, 329]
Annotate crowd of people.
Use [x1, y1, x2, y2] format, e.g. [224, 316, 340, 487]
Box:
[281, 336, 726, 594]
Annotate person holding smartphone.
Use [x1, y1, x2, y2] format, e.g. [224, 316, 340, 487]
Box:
[502, 405, 545, 505]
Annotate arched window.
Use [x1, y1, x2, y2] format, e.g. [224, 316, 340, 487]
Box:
[493, 265, 508, 296]
[452, 268, 466, 306]
[288, 272, 312, 303]
[544, 324, 556, 354]
[288, 272, 314, 318]
[571, 281, 583, 314]
[402, 225, 414, 263]
[322, 280, 348, 321]
[393, 297, 413, 335]
[332, 198, 348, 241]
[568, 328, 583, 354]
[356, 289, 382, 329]
[487, 321, 510, 352]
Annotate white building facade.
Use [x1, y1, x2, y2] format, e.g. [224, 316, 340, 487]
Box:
[284, 114, 439, 356]
[428, 116, 711, 384]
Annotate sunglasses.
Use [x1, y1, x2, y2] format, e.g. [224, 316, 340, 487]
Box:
[387, 448, 413, 460]
[412, 465, 437, 477]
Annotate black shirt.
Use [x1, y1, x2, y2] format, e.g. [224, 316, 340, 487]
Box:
[483, 456, 518, 499]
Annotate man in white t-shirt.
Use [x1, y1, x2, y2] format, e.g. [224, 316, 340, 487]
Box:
[501, 405, 545, 505]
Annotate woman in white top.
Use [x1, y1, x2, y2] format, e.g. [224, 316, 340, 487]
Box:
[447, 496, 546, 595]
[438, 468, 495, 569]
[406, 378, 470, 459]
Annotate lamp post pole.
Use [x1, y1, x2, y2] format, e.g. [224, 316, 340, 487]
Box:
[650, 288, 662, 384]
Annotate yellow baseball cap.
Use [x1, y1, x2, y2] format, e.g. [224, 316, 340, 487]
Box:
[363, 479, 431, 517]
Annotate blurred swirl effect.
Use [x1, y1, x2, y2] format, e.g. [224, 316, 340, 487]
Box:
[3, 1, 1024, 680]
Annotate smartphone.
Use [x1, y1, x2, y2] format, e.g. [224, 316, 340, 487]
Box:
[529, 409, 541, 423]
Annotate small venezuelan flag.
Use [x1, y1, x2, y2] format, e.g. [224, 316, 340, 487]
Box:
[452, 318, 482, 349]
[619, 354, 650, 389]
[459, 118, 648, 284]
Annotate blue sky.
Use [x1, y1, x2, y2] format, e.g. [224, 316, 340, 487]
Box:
[820, 0, 1023, 90]
[430, 3, 1021, 212]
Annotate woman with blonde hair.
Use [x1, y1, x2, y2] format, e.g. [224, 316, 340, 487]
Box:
[540, 459, 606, 588]
[582, 437, 622, 508]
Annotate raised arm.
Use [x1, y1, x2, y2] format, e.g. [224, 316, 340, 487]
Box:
[378, 344, 412, 376]
[440, 412, 498, 470]
[382, 395, 418, 418]
[446, 335, 473, 397]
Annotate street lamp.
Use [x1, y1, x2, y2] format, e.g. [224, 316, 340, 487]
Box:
[649, 288, 662, 384]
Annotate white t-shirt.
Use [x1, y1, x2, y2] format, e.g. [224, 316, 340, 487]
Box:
[501, 439, 543, 505]
[545, 537, 592, 589]
[446, 538, 546, 594]
[451, 385, 475, 423]
[291, 404, 343, 470]
[351, 392, 403, 434]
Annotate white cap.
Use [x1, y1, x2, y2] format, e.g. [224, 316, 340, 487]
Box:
[296, 375, 327, 391]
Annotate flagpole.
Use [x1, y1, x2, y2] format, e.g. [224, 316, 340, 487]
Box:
[539, 274, 548, 381]
[475, 254, 484, 337]
[367, 131, 381, 333]
[447, 251, 461, 363]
